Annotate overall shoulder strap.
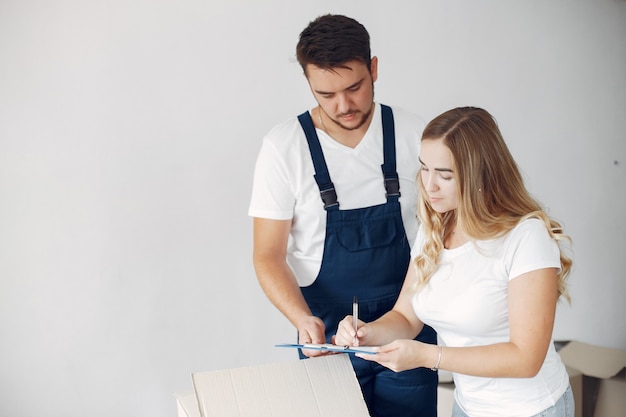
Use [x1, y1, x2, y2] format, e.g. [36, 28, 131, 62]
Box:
[380, 105, 401, 201]
[297, 111, 339, 210]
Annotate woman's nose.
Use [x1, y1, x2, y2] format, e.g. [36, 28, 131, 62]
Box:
[424, 173, 438, 191]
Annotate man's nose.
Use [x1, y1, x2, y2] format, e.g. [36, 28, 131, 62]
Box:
[336, 94, 350, 113]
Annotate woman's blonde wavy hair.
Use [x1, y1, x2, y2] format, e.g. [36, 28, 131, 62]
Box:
[414, 107, 571, 302]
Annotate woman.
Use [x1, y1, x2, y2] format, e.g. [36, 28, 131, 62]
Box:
[334, 107, 574, 417]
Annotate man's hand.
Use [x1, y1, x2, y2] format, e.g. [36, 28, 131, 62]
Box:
[297, 315, 329, 357]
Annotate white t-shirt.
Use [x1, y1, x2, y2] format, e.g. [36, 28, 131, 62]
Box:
[249, 103, 424, 286]
[411, 218, 570, 417]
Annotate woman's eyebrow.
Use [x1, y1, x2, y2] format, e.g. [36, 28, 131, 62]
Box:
[418, 157, 453, 172]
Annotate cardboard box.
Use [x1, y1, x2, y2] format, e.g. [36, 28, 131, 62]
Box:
[434, 342, 625, 417]
[177, 341, 624, 417]
[557, 340, 626, 417]
[176, 391, 201, 417]
[437, 382, 455, 417]
[177, 354, 370, 417]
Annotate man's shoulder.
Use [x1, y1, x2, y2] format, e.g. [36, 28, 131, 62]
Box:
[263, 113, 308, 149]
[380, 103, 426, 130]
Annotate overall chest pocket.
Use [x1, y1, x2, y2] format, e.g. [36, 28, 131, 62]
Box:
[334, 217, 401, 252]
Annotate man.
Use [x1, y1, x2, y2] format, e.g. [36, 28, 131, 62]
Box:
[249, 14, 437, 417]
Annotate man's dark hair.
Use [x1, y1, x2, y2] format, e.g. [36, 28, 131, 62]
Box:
[296, 14, 371, 75]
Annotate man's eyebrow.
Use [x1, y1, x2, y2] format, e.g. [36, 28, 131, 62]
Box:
[345, 79, 364, 89]
[418, 157, 453, 172]
[314, 78, 364, 95]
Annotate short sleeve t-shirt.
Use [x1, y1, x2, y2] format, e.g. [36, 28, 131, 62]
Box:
[249, 104, 424, 286]
[411, 218, 570, 417]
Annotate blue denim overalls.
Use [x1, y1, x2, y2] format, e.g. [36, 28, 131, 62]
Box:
[296, 105, 438, 417]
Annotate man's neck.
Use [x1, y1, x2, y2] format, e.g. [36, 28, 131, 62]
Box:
[315, 104, 375, 149]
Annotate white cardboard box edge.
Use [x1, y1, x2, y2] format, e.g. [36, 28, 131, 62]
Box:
[180, 354, 370, 417]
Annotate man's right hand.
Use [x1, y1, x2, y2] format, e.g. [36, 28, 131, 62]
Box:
[297, 315, 329, 357]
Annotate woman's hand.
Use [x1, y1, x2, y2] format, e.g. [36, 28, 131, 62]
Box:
[334, 315, 359, 346]
[334, 315, 367, 346]
[356, 340, 435, 373]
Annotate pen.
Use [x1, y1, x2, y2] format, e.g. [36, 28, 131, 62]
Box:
[353, 296, 358, 346]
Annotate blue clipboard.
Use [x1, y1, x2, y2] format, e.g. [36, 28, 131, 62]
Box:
[275, 343, 378, 355]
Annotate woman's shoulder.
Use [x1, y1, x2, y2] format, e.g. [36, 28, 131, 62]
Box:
[501, 216, 555, 250]
[511, 217, 550, 237]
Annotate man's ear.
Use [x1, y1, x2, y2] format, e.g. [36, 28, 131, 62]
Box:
[370, 56, 378, 83]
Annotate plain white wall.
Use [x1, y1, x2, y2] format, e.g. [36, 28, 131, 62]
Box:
[0, 1, 624, 416]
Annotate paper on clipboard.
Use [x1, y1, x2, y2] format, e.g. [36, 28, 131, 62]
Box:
[276, 343, 378, 355]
